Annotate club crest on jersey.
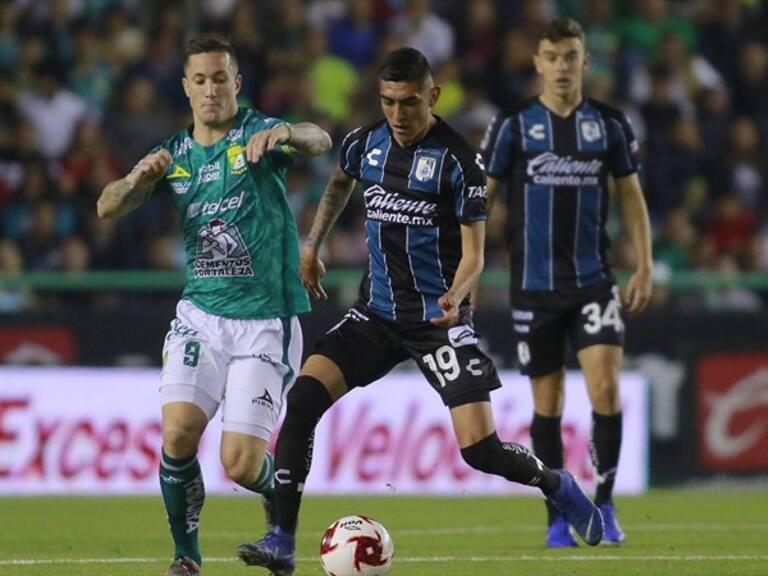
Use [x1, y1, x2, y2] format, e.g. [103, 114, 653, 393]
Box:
[414, 156, 437, 182]
[193, 218, 254, 278]
[226, 145, 247, 175]
[580, 120, 601, 143]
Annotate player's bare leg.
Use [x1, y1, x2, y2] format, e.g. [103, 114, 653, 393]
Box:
[578, 344, 625, 543]
[161, 403, 207, 573]
[220, 433, 275, 529]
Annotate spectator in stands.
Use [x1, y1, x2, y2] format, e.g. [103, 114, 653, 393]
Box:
[17, 60, 87, 160]
[18, 200, 60, 271]
[0, 238, 33, 312]
[103, 76, 174, 173]
[327, 0, 379, 70]
[717, 117, 766, 213]
[392, 0, 454, 67]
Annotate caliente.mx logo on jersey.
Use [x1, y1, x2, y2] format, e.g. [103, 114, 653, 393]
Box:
[364, 184, 437, 226]
[526, 151, 602, 186]
[194, 218, 253, 278]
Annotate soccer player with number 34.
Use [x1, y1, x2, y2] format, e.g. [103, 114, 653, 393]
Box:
[481, 18, 653, 547]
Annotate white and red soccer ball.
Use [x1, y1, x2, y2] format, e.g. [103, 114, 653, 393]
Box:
[319, 515, 394, 576]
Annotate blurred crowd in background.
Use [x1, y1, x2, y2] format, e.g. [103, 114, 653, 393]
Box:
[1, 0, 768, 313]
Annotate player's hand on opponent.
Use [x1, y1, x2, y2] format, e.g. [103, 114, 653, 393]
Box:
[246, 124, 292, 164]
[125, 149, 172, 189]
[300, 245, 327, 300]
[623, 267, 652, 317]
[432, 293, 460, 328]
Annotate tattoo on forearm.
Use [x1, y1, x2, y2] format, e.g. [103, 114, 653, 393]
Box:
[286, 123, 332, 156]
[100, 179, 151, 216]
[306, 171, 354, 247]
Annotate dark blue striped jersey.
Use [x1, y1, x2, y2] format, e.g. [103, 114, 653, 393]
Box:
[481, 97, 640, 294]
[340, 118, 487, 322]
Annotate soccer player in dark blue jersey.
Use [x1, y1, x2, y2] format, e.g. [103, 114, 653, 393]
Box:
[481, 18, 653, 547]
[238, 47, 603, 574]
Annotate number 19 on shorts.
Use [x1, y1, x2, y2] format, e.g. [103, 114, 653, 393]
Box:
[422, 345, 483, 388]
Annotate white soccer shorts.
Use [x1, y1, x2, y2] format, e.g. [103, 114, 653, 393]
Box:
[160, 299, 302, 441]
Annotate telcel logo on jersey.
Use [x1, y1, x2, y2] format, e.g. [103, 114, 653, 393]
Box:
[527, 152, 602, 186]
[364, 184, 437, 226]
[187, 191, 244, 218]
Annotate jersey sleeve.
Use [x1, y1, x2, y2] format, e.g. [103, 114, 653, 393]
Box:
[258, 116, 295, 167]
[606, 111, 640, 178]
[338, 127, 365, 180]
[450, 150, 488, 223]
[134, 143, 170, 197]
[480, 114, 516, 179]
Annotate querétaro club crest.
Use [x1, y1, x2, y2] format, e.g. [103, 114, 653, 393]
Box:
[193, 218, 254, 278]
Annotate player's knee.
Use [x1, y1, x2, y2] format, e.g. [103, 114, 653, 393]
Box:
[163, 422, 203, 458]
[222, 452, 259, 486]
[590, 379, 620, 413]
[284, 375, 334, 427]
[460, 433, 501, 474]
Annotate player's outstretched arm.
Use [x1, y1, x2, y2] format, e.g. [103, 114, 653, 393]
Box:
[616, 173, 653, 316]
[299, 168, 356, 300]
[97, 149, 172, 219]
[432, 221, 486, 328]
[246, 122, 332, 163]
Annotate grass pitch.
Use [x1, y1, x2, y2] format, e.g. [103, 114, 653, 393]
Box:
[1, 490, 766, 575]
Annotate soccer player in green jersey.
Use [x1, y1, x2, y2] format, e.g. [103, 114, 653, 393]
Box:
[97, 34, 332, 576]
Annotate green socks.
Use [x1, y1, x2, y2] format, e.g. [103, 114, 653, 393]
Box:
[247, 452, 275, 496]
[160, 450, 205, 565]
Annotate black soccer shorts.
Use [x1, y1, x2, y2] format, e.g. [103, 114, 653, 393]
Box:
[510, 282, 625, 378]
[312, 303, 501, 407]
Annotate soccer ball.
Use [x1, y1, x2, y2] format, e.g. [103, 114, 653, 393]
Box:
[319, 515, 394, 576]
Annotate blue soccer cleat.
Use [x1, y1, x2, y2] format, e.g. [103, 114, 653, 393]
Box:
[598, 502, 626, 544]
[237, 527, 296, 575]
[546, 514, 578, 548]
[548, 470, 604, 546]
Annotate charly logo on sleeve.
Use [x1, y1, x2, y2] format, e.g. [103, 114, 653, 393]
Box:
[363, 184, 438, 226]
[193, 218, 253, 278]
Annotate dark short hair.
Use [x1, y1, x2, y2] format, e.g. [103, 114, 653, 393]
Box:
[378, 47, 432, 84]
[537, 17, 586, 46]
[184, 33, 237, 70]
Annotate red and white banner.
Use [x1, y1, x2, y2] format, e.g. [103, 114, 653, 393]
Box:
[697, 353, 768, 471]
[0, 367, 648, 495]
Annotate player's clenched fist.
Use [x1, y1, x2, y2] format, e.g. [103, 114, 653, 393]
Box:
[126, 149, 173, 189]
[246, 124, 291, 163]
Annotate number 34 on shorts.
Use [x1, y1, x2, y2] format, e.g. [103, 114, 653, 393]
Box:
[581, 285, 624, 335]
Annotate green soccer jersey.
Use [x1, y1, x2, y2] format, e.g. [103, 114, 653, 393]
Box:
[150, 107, 310, 319]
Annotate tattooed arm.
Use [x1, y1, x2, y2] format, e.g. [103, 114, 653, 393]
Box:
[97, 149, 172, 219]
[245, 122, 333, 163]
[299, 168, 357, 299]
